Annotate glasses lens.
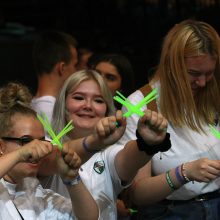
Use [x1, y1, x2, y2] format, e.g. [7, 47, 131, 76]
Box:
[20, 137, 33, 146]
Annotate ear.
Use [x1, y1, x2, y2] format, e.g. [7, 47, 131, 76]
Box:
[56, 61, 66, 77]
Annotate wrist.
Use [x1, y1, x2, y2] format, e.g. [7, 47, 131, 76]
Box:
[181, 163, 191, 182]
[62, 175, 81, 186]
[136, 130, 171, 155]
[17, 148, 28, 162]
[175, 165, 186, 184]
[82, 136, 99, 154]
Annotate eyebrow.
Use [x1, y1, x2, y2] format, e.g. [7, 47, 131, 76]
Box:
[187, 69, 214, 74]
[71, 92, 104, 98]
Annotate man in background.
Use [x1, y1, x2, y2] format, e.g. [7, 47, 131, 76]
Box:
[31, 31, 78, 122]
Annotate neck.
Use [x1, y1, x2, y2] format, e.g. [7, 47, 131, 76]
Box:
[35, 73, 62, 97]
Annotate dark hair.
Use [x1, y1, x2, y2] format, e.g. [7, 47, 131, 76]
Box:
[0, 82, 36, 136]
[33, 31, 77, 75]
[88, 53, 135, 97]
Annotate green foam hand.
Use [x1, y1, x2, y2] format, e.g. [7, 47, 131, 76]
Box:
[113, 88, 158, 118]
[37, 113, 74, 150]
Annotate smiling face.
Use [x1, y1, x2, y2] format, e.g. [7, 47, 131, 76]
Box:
[95, 62, 122, 95]
[1, 114, 45, 183]
[65, 79, 107, 138]
[186, 55, 216, 96]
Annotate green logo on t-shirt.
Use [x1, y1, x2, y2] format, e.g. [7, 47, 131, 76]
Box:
[93, 161, 105, 174]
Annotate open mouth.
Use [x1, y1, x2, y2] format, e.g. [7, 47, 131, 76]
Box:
[77, 114, 94, 118]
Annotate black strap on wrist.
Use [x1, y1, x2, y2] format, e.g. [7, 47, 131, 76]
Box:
[136, 130, 171, 155]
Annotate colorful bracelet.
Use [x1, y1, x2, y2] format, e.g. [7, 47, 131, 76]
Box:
[82, 137, 99, 154]
[175, 166, 186, 184]
[166, 171, 177, 190]
[62, 175, 81, 186]
[181, 163, 191, 183]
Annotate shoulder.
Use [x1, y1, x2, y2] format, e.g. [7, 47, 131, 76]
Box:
[32, 96, 56, 104]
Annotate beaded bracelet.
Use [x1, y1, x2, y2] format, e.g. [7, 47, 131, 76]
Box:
[166, 171, 177, 190]
[62, 175, 81, 186]
[181, 163, 191, 183]
[175, 166, 186, 184]
[82, 137, 99, 154]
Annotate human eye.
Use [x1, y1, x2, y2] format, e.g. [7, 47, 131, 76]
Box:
[20, 136, 34, 145]
[105, 74, 117, 82]
[94, 97, 105, 104]
[187, 70, 201, 77]
[72, 95, 84, 101]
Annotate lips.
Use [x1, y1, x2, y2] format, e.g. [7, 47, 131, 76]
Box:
[27, 161, 39, 167]
[77, 114, 94, 118]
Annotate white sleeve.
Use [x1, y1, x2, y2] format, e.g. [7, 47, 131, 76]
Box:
[43, 189, 76, 220]
[118, 90, 146, 146]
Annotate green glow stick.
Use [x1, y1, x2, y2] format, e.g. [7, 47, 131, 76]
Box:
[37, 113, 63, 149]
[209, 124, 220, 139]
[114, 96, 144, 117]
[115, 91, 144, 116]
[129, 208, 138, 214]
[114, 89, 158, 118]
[124, 89, 157, 117]
[37, 113, 74, 150]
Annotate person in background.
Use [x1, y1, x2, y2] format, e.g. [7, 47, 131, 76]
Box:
[88, 53, 137, 219]
[31, 30, 78, 122]
[119, 19, 220, 219]
[38, 69, 171, 219]
[88, 53, 135, 98]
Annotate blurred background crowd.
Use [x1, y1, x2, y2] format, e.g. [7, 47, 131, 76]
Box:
[0, 0, 220, 93]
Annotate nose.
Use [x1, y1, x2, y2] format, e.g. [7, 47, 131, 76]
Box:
[195, 75, 206, 87]
[83, 99, 92, 110]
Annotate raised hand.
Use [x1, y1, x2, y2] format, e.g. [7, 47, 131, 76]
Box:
[184, 158, 220, 182]
[57, 144, 81, 181]
[18, 140, 53, 163]
[94, 110, 126, 147]
[137, 109, 168, 146]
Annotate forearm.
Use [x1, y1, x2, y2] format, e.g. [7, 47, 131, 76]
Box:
[115, 140, 152, 182]
[66, 181, 99, 220]
[65, 134, 102, 164]
[131, 168, 185, 205]
[0, 151, 20, 178]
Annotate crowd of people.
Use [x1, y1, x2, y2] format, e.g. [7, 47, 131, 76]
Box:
[1, 19, 220, 220]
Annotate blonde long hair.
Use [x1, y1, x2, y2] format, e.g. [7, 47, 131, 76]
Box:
[156, 20, 220, 132]
[52, 69, 115, 141]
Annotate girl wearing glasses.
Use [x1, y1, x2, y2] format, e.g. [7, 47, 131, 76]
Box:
[0, 82, 130, 220]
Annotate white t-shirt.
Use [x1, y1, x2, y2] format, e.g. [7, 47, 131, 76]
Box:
[31, 96, 56, 123]
[0, 177, 75, 220]
[40, 143, 128, 220]
[119, 82, 220, 200]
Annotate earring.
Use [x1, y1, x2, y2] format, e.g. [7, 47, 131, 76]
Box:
[0, 151, 3, 156]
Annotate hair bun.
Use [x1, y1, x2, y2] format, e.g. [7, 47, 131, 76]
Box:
[0, 82, 32, 112]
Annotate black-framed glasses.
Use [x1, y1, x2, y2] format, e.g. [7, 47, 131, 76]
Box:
[1, 136, 45, 146]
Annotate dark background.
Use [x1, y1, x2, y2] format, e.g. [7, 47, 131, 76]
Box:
[0, 0, 220, 94]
